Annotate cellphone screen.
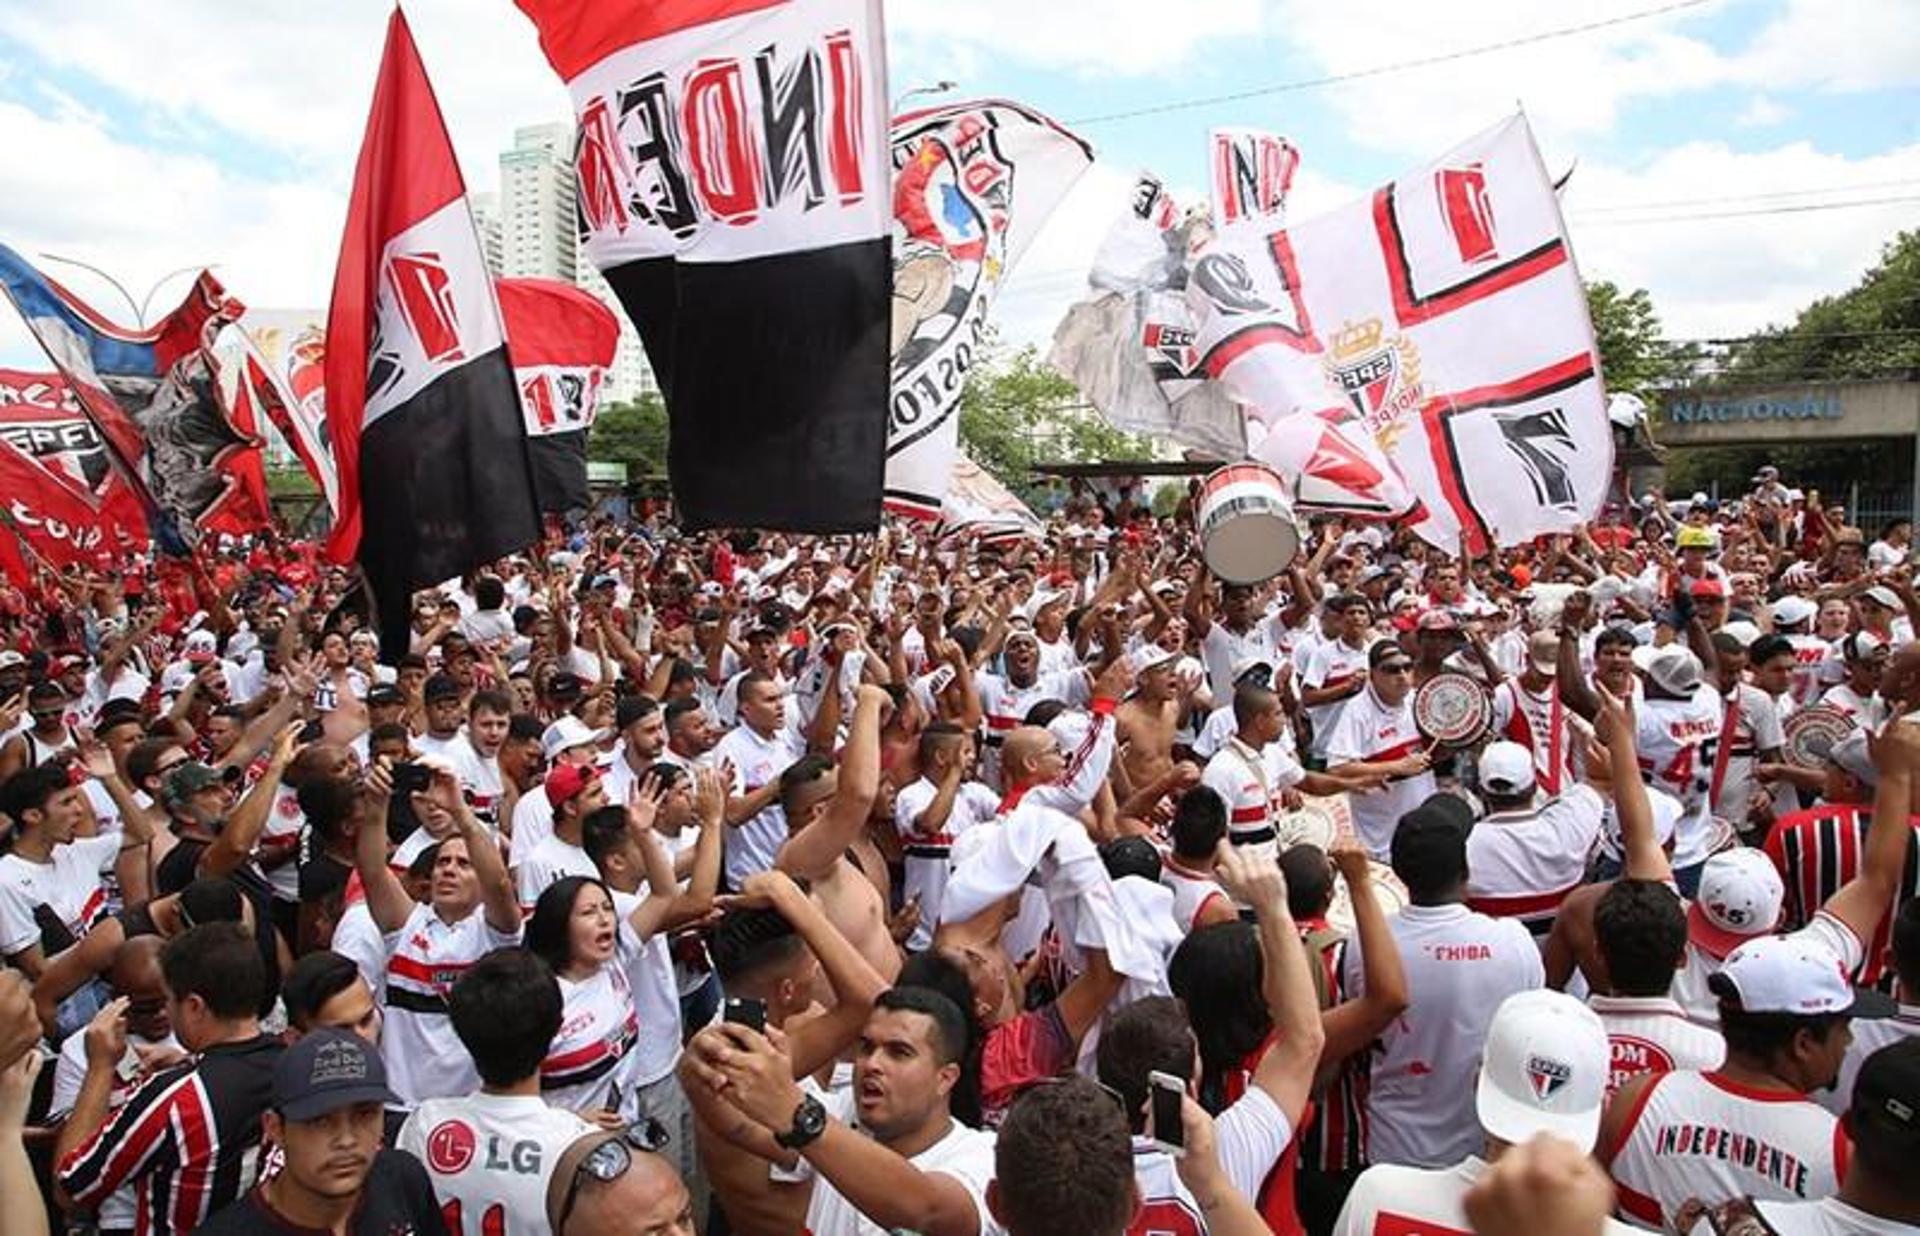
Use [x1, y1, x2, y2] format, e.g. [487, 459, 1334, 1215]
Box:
[724, 997, 767, 1033]
[1149, 1074, 1185, 1151]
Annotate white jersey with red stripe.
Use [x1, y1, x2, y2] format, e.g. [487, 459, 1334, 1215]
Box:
[1200, 737, 1306, 845]
[1299, 637, 1375, 758]
[1161, 855, 1232, 934]
[541, 960, 642, 1117]
[1785, 634, 1836, 709]
[1126, 1086, 1293, 1236]
[1489, 677, 1576, 795]
[1636, 686, 1725, 871]
[1324, 687, 1435, 859]
[1711, 684, 1784, 829]
[1818, 682, 1887, 731]
[382, 902, 523, 1106]
[398, 1092, 596, 1236]
[1333, 1157, 1641, 1236]
[1464, 783, 1607, 936]
[974, 667, 1090, 789]
[1605, 1069, 1848, 1231]
[0, 833, 118, 957]
[893, 775, 999, 952]
[1588, 993, 1725, 1100]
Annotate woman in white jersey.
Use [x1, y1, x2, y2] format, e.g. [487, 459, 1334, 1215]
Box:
[525, 875, 645, 1125]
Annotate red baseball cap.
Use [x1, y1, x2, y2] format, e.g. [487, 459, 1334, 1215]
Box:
[1688, 577, 1727, 599]
[544, 763, 600, 809]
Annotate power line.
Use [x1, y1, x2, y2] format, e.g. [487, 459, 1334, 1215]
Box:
[1065, 0, 1711, 126]
[1575, 177, 1920, 214]
[1570, 194, 1920, 226]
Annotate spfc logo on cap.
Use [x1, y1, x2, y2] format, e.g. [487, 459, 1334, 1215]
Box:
[1526, 1054, 1571, 1101]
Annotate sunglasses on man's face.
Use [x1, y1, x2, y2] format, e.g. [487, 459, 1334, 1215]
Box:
[556, 1118, 670, 1235]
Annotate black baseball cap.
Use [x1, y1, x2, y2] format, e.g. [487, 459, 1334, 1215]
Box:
[1370, 641, 1414, 670]
[273, 1029, 394, 1122]
[423, 674, 463, 703]
[1852, 1039, 1920, 1146]
[366, 684, 404, 708]
[547, 671, 585, 701]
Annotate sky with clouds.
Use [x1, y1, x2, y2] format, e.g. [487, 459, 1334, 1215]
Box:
[0, 0, 1914, 369]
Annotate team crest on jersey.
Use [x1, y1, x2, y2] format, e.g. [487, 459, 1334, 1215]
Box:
[1526, 1053, 1572, 1100]
[1324, 317, 1424, 451]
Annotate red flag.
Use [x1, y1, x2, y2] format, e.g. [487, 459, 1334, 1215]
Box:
[324, 9, 542, 657]
[497, 278, 618, 514]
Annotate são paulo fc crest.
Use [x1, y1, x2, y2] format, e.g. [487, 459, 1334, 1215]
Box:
[1526, 1054, 1572, 1101]
[1324, 316, 1424, 451]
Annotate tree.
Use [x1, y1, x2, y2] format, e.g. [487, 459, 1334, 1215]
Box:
[587, 393, 669, 477]
[957, 344, 1152, 503]
[1655, 229, 1920, 497]
[1586, 280, 1696, 397]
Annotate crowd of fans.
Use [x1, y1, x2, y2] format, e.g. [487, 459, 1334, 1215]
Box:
[0, 467, 1915, 1236]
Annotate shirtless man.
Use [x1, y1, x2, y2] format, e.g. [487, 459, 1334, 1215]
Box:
[1116, 645, 1190, 790]
[775, 684, 901, 983]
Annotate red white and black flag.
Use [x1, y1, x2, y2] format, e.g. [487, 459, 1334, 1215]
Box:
[497, 278, 619, 516]
[512, 0, 892, 532]
[325, 9, 542, 657]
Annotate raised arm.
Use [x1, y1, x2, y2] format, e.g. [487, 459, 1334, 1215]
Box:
[1318, 840, 1410, 1068]
[1213, 840, 1325, 1126]
[1594, 682, 1670, 883]
[353, 762, 416, 935]
[779, 686, 885, 882]
[734, 870, 888, 1078]
[1823, 721, 1920, 944]
[200, 723, 300, 879]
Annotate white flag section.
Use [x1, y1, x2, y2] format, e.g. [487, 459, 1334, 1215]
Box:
[933, 455, 1043, 546]
[884, 100, 1093, 518]
[1188, 114, 1610, 553]
[1048, 172, 1250, 461]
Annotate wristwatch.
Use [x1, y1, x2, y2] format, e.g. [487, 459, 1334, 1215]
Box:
[774, 1093, 828, 1150]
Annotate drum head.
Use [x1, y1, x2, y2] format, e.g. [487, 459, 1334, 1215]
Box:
[1274, 801, 1338, 851]
[1201, 510, 1300, 585]
[1783, 705, 1852, 769]
[1414, 671, 1493, 746]
[1327, 861, 1411, 936]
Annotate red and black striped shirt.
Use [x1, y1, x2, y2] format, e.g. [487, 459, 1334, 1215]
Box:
[1764, 805, 1920, 991]
[58, 1035, 281, 1236]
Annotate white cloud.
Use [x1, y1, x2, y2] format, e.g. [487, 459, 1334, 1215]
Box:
[887, 0, 1266, 78]
[1564, 139, 1920, 337]
[1734, 95, 1790, 127]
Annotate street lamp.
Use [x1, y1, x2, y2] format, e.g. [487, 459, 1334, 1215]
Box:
[37, 254, 216, 326]
[893, 79, 958, 114]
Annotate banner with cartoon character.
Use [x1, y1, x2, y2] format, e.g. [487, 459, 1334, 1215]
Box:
[0, 246, 271, 552]
[225, 311, 338, 515]
[1186, 114, 1610, 552]
[933, 454, 1044, 547]
[884, 99, 1093, 518]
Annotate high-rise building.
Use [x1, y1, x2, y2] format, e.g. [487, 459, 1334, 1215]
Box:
[498, 123, 576, 282]
[491, 123, 656, 404]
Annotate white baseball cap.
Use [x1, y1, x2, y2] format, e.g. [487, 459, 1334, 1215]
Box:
[1711, 933, 1897, 1019]
[1860, 585, 1901, 611]
[1770, 596, 1817, 628]
[1526, 630, 1561, 675]
[1128, 644, 1179, 676]
[541, 715, 610, 761]
[1687, 848, 1785, 959]
[1719, 621, 1762, 650]
[1631, 644, 1704, 696]
[1477, 742, 1537, 797]
[1827, 729, 1878, 788]
[1474, 990, 1610, 1150]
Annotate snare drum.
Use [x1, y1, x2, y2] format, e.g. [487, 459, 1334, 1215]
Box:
[1198, 463, 1301, 585]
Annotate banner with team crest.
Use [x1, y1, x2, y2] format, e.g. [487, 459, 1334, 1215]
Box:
[884, 100, 1093, 518]
[1186, 114, 1610, 551]
[0, 369, 144, 565]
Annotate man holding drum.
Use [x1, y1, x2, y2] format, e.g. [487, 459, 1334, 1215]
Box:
[1325, 644, 1439, 860]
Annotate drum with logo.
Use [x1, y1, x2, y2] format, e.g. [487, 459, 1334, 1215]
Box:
[1197, 463, 1301, 585]
[1783, 705, 1851, 770]
[1327, 860, 1411, 935]
[1413, 670, 1494, 747]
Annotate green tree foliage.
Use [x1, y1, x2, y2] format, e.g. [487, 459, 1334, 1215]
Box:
[1720, 229, 1920, 385]
[1587, 280, 1697, 396]
[587, 393, 669, 477]
[1656, 230, 1920, 497]
[957, 344, 1153, 502]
